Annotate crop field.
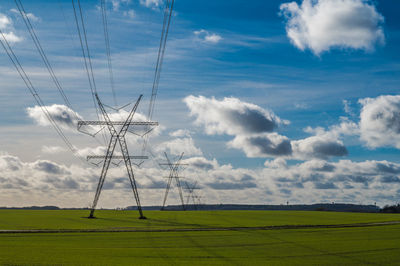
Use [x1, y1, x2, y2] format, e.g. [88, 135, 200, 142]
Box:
[0, 210, 399, 265]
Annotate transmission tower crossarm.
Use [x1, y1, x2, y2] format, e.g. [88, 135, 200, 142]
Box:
[159, 163, 189, 166]
[79, 121, 158, 126]
[87, 155, 148, 160]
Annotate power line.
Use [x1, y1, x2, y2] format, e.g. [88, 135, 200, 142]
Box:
[147, 0, 174, 122]
[71, 0, 107, 145]
[14, 0, 73, 110]
[0, 29, 85, 163]
[142, 0, 174, 155]
[100, 0, 117, 107]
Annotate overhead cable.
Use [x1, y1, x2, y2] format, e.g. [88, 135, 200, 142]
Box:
[100, 0, 117, 107]
[14, 0, 73, 110]
[0, 29, 86, 163]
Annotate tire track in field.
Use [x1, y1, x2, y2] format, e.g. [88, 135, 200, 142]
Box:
[0, 220, 399, 234]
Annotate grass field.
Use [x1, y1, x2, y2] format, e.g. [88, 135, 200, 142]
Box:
[0, 210, 399, 265]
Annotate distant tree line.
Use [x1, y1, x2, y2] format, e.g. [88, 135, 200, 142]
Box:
[380, 204, 400, 213]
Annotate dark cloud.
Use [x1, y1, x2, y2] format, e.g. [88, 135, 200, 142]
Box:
[229, 133, 292, 158]
[280, 188, 292, 195]
[380, 176, 400, 183]
[33, 161, 69, 175]
[376, 163, 400, 174]
[206, 180, 257, 190]
[293, 136, 348, 159]
[184, 157, 215, 170]
[144, 180, 166, 189]
[313, 141, 348, 157]
[44, 177, 79, 190]
[334, 174, 371, 185]
[223, 108, 277, 134]
[314, 182, 337, 189]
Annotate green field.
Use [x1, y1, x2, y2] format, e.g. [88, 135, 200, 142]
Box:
[0, 210, 399, 265]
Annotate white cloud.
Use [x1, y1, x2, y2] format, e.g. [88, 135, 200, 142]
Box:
[10, 8, 40, 22]
[123, 9, 135, 19]
[155, 137, 202, 157]
[343, 99, 354, 116]
[359, 95, 400, 149]
[106, 109, 164, 137]
[0, 31, 22, 43]
[75, 146, 107, 158]
[280, 0, 385, 55]
[169, 129, 192, 138]
[185, 95, 351, 160]
[0, 13, 12, 29]
[194, 29, 222, 44]
[41, 145, 67, 154]
[111, 0, 131, 11]
[184, 95, 287, 136]
[26, 104, 83, 131]
[139, 0, 163, 9]
[0, 151, 399, 207]
[0, 13, 22, 43]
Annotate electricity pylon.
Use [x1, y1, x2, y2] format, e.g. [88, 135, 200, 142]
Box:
[78, 94, 158, 219]
[159, 152, 188, 210]
[185, 181, 202, 210]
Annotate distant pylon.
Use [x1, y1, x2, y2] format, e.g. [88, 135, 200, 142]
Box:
[185, 181, 202, 210]
[77, 94, 158, 219]
[159, 152, 188, 210]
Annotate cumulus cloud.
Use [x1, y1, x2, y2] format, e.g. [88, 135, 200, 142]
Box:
[75, 146, 107, 158]
[182, 157, 218, 171]
[185, 95, 350, 160]
[0, 13, 12, 29]
[26, 104, 82, 131]
[155, 137, 202, 157]
[265, 158, 400, 199]
[280, 0, 385, 55]
[184, 95, 287, 136]
[194, 29, 222, 44]
[32, 160, 70, 175]
[0, 13, 22, 43]
[229, 133, 292, 157]
[206, 172, 258, 190]
[359, 95, 400, 149]
[0, 151, 399, 207]
[0, 154, 23, 171]
[292, 135, 348, 160]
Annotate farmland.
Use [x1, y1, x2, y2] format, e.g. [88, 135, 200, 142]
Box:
[0, 210, 399, 265]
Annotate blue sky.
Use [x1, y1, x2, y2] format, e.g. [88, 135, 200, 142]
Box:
[0, 0, 399, 207]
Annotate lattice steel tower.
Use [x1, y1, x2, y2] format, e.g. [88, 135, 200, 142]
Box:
[160, 152, 188, 210]
[78, 94, 158, 219]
